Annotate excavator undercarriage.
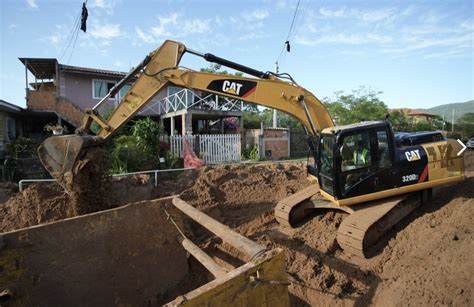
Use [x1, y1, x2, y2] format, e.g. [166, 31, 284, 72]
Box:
[275, 183, 432, 258]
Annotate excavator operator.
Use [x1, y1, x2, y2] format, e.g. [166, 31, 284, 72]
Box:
[353, 140, 369, 167]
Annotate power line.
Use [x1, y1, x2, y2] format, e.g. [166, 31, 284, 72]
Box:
[276, 0, 304, 65]
[285, 0, 301, 42]
[290, 0, 307, 42]
[67, 19, 81, 64]
[58, 12, 81, 61]
[59, 2, 85, 62]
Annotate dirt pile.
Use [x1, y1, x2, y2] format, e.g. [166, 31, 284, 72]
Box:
[178, 153, 474, 305]
[372, 176, 473, 306]
[55, 147, 111, 215]
[180, 162, 309, 225]
[0, 167, 200, 233]
[0, 184, 70, 232]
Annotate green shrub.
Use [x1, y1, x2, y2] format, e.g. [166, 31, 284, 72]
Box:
[242, 146, 259, 160]
[6, 136, 37, 160]
[131, 117, 164, 156]
[110, 135, 147, 173]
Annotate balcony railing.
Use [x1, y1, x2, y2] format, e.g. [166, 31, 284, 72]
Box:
[141, 88, 243, 115]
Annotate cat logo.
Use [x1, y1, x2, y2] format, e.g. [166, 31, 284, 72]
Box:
[222, 80, 243, 96]
[405, 149, 421, 162]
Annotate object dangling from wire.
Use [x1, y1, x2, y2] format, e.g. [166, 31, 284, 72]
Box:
[285, 41, 291, 52]
[80, 2, 88, 33]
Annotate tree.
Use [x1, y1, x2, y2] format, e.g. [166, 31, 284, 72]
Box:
[323, 87, 389, 125]
[242, 111, 261, 129]
[389, 110, 410, 132]
[431, 115, 445, 131]
[412, 120, 433, 132]
[131, 117, 164, 156]
[457, 112, 474, 139]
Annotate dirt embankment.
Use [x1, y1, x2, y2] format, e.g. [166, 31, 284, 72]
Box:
[1, 152, 473, 305]
[0, 169, 198, 233]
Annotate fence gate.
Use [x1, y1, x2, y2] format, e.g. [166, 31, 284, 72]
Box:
[170, 134, 241, 164]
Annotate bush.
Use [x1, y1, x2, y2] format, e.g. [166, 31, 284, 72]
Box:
[131, 117, 164, 156]
[110, 135, 147, 173]
[108, 118, 169, 173]
[242, 146, 259, 160]
[6, 136, 37, 160]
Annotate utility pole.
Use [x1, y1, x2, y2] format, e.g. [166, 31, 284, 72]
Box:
[272, 61, 279, 128]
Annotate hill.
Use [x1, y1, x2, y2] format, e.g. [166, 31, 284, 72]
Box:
[421, 100, 474, 122]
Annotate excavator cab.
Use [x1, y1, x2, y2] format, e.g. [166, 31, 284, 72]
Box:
[317, 121, 398, 203]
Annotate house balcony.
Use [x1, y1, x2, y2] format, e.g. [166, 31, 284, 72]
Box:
[141, 88, 244, 116]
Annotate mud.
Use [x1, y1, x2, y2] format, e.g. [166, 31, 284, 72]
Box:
[1, 152, 473, 306]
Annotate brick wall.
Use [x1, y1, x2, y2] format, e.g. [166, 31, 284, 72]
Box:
[27, 88, 84, 128]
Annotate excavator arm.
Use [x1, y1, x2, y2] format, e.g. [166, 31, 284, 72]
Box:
[38, 40, 333, 191]
[86, 42, 332, 139]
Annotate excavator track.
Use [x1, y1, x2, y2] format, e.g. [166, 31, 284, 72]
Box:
[274, 184, 320, 228]
[336, 192, 422, 258]
[276, 185, 428, 258]
[274, 184, 352, 228]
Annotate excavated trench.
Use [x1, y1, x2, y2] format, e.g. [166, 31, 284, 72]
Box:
[1, 152, 473, 305]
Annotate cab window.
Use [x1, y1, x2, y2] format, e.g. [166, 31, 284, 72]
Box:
[376, 129, 391, 168]
[319, 135, 335, 195]
[340, 133, 371, 171]
[339, 131, 372, 195]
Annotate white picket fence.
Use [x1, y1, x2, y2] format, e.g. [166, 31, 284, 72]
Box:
[170, 134, 241, 164]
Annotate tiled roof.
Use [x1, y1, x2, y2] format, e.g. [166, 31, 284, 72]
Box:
[19, 57, 132, 79]
[59, 64, 128, 77]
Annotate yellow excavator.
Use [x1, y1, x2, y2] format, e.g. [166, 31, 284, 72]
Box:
[37, 40, 466, 257]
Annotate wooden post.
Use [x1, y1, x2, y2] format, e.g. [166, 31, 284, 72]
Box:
[172, 197, 266, 259]
[178, 235, 229, 278]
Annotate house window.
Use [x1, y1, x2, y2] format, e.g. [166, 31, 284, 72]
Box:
[92, 80, 132, 102]
[6, 117, 16, 141]
[93, 80, 116, 99]
[119, 84, 131, 100]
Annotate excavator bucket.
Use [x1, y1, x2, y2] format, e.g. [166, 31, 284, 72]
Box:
[37, 134, 104, 191]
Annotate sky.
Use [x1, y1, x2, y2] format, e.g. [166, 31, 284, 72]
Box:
[0, 0, 473, 110]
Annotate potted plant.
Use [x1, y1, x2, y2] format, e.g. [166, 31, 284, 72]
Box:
[44, 122, 68, 135]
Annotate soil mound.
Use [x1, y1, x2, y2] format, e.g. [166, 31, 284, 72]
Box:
[0, 169, 199, 233]
[0, 184, 69, 232]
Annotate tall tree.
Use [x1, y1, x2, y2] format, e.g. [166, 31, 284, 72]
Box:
[323, 87, 389, 125]
[389, 110, 411, 132]
[457, 112, 474, 139]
